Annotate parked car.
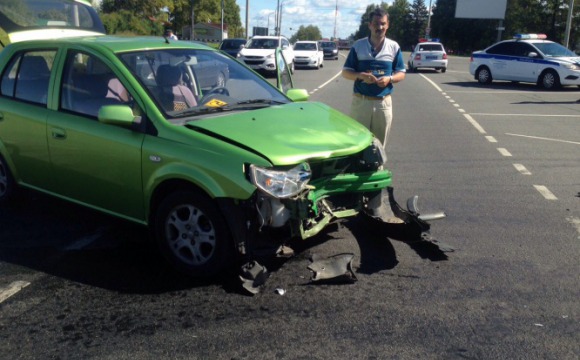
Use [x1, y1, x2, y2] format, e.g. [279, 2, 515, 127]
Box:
[218, 38, 246, 58]
[237, 35, 295, 74]
[319, 41, 339, 60]
[293, 40, 323, 69]
[0, 0, 401, 278]
[408, 40, 448, 72]
[470, 33, 580, 89]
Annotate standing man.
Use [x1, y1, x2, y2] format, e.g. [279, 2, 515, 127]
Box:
[342, 7, 406, 155]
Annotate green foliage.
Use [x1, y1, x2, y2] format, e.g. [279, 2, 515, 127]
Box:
[289, 25, 323, 42]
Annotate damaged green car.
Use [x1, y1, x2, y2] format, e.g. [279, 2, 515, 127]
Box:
[0, 0, 406, 278]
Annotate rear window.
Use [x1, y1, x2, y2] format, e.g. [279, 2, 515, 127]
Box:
[0, 0, 104, 35]
[418, 44, 444, 52]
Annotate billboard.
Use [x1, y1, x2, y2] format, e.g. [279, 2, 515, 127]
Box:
[455, 0, 508, 19]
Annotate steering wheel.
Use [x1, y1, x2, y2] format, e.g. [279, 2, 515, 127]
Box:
[199, 87, 230, 103]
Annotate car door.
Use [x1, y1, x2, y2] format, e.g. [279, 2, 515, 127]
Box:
[485, 42, 515, 80]
[0, 49, 57, 188]
[512, 42, 542, 82]
[47, 49, 146, 221]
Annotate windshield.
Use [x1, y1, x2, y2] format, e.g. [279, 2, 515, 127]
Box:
[320, 42, 336, 49]
[0, 0, 104, 35]
[247, 38, 279, 49]
[119, 49, 290, 121]
[220, 39, 246, 50]
[533, 42, 577, 57]
[294, 43, 317, 51]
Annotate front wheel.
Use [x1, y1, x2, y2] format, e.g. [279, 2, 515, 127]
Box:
[538, 69, 560, 90]
[154, 191, 233, 278]
[0, 155, 16, 203]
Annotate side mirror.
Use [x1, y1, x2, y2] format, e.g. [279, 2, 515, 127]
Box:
[98, 105, 140, 127]
[528, 51, 539, 58]
[286, 88, 309, 102]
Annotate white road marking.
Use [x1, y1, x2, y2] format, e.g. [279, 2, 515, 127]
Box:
[419, 73, 443, 92]
[463, 114, 487, 134]
[471, 113, 580, 118]
[64, 229, 105, 251]
[0, 281, 30, 304]
[505, 133, 580, 146]
[566, 217, 580, 239]
[533, 185, 558, 200]
[497, 148, 512, 156]
[458, 109, 465, 113]
[485, 136, 497, 143]
[513, 163, 532, 175]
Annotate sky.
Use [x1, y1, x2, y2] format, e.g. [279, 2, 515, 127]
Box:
[235, 0, 394, 40]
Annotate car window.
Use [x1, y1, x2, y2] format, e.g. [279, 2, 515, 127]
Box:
[119, 49, 289, 120]
[512, 42, 536, 57]
[423, 44, 443, 51]
[534, 42, 576, 57]
[247, 39, 277, 49]
[486, 42, 516, 55]
[295, 43, 316, 51]
[0, 50, 56, 106]
[60, 51, 132, 118]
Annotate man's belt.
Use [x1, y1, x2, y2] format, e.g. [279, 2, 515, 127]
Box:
[353, 93, 388, 101]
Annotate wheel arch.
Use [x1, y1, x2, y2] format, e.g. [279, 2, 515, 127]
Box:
[537, 68, 561, 89]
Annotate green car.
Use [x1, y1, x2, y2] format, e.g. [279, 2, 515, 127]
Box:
[0, 0, 397, 277]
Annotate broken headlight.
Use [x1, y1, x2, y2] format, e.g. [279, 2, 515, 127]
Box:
[249, 163, 311, 198]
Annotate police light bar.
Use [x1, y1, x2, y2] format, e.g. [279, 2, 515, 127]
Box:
[418, 38, 440, 43]
[514, 34, 547, 40]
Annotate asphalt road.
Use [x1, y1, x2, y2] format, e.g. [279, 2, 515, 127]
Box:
[0, 53, 578, 359]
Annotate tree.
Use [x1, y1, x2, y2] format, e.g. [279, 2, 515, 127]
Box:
[289, 25, 322, 43]
[409, 0, 429, 41]
[388, 0, 413, 48]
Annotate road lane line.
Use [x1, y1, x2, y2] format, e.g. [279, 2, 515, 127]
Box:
[497, 148, 512, 156]
[505, 133, 580, 146]
[485, 136, 497, 143]
[463, 114, 487, 134]
[419, 73, 443, 92]
[513, 164, 532, 175]
[0, 281, 30, 304]
[471, 113, 580, 118]
[533, 185, 558, 200]
[566, 217, 580, 239]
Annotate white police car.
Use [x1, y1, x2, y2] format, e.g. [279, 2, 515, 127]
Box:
[408, 39, 448, 72]
[469, 34, 580, 89]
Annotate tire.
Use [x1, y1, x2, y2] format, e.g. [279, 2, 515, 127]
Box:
[476, 66, 492, 84]
[538, 69, 560, 90]
[441, 67, 447, 73]
[154, 191, 233, 278]
[0, 155, 16, 203]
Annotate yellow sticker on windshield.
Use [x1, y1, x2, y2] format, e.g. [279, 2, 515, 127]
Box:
[204, 99, 228, 107]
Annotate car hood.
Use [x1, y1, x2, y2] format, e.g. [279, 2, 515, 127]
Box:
[551, 56, 580, 65]
[240, 48, 276, 57]
[186, 102, 372, 165]
[294, 50, 318, 57]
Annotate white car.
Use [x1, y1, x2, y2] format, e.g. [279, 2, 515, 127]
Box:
[408, 41, 448, 72]
[237, 35, 294, 74]
[293, 41, 323, 69]
[469, 33, 580, 89]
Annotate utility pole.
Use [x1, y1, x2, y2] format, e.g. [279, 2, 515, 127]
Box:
[246, 0, 249, 39]
[194, 0, 195, 40]
[564, 0, 574, 49]
[333, 0, 338, 40]
[426, 0, 432, 38]
[221, 0, 224, 41]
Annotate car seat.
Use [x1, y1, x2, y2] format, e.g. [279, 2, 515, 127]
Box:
[156, 65, 197, 111]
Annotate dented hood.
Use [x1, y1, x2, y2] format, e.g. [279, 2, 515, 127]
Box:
[186, 102, 373, 166]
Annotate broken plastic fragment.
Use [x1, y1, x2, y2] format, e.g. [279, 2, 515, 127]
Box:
[239, 261, 269, 295]
[308, 253, 357, 283]
[274, 288, 286, 295]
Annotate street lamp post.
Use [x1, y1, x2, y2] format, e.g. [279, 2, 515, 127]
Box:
[426, 0, 432, 38]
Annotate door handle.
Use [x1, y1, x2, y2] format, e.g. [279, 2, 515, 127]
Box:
[51, 128, 67, 139]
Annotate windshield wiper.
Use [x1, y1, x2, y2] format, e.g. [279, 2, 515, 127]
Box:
[174, 99, 286, 117]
